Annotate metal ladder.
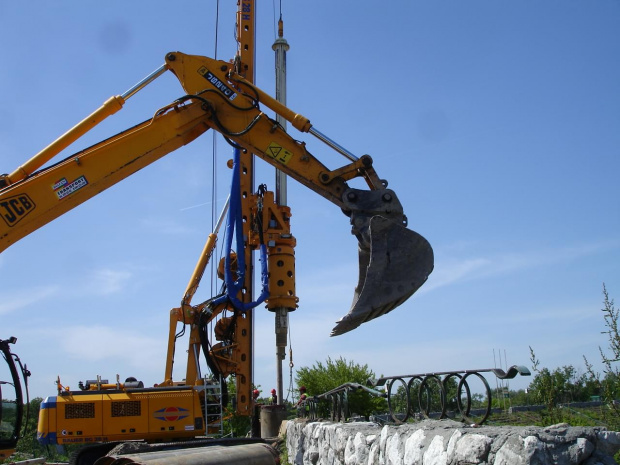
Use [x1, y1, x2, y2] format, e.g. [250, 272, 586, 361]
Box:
[203, 380, 224, 437]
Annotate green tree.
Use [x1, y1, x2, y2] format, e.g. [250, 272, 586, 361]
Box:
[14, 397, 41, 458]
[7, 397, 75, 463]
[295, 356, 385, 419]
[529, 349, 600, 426]
[508, 389, 531, 406]
[529, 349, 592, 401]
[585, 284, 620, 429]
[223, 376, 251, 437]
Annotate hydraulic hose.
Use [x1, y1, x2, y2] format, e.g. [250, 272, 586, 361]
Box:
[211, 148, 268, 311]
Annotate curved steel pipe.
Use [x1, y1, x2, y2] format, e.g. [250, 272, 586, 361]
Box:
[95, 443, 278, 465]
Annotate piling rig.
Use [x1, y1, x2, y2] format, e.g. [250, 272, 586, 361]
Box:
[0, 4, 433, 465]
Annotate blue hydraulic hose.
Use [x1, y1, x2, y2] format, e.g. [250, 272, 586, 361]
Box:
[211, 148, 269, 311]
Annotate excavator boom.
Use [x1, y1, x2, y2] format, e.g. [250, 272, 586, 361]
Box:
[0, 101, 210, 252]
[0, 51, 432, 336]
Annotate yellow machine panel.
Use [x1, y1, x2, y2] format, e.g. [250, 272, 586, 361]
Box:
[38, 387, 206, 446]
[101, 394, 148, 437]
[55, 395, 105, 444]
[143, 389, 203, 438]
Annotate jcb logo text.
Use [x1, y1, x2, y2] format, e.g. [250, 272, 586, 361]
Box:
[0, 194, 36, 227]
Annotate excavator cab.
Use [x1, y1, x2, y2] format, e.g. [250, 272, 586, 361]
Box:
[0, 337, 28, 460]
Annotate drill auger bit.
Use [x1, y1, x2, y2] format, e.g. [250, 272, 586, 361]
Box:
[331, 189, 434, 336]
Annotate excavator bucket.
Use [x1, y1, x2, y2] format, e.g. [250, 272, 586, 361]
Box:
[331, 215, 434, 336]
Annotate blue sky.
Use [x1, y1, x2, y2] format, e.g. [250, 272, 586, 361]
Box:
[1, 1, 619, 402]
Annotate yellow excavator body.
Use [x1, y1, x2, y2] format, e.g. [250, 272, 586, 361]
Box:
[37, 384, 223, 446]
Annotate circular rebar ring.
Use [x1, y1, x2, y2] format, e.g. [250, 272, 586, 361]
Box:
[418, 375, 446, 419]
[387, 377, 410, 423]
[407, 376, 424, 418]
[457, 372, 492, 425]
[442, 373, 464, 420]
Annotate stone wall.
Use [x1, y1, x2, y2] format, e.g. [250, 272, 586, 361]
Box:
[285, 419, 620, 465]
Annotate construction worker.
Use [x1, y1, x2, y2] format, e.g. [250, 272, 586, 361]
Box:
[251, 388, 261, 438]
[269, 388, 277, 405]
[296, 385, 308, 417]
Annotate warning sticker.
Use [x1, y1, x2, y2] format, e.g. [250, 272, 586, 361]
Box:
[197, 67, 237, 101]
[56, 176, 88, 200]
[266, 143, 293, 165]
[52, 178, 68, 191]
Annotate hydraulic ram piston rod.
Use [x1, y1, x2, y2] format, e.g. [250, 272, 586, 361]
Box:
[6, 65, 168, 184]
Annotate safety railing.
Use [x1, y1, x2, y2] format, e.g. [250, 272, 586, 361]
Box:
[297, 365, 530, 426]
[296, 382, 386, 422]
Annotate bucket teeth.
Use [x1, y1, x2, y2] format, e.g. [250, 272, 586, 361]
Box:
[331, 215, 433, 336]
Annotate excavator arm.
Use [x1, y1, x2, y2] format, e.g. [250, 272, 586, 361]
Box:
[0, 51, 433, 336]
[164, 51, 433, 335]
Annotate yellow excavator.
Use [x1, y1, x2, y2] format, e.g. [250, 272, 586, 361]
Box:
[0, 24, 433, 465]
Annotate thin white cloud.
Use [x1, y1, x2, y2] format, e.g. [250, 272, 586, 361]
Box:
[0, 286, 58, 315]
[139, 217, 195, 235]
[179, 196, 228, 213]
[179, 201, 213, 212]
[3, 266, 137, 304]
[64, 268, 134, 297]
[423, 257, 491, 292]
[507, 304, 596, 325]
[84, 268, 133, 295]
[425, 240, 619, 292]
[59, 325, 164, 371]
